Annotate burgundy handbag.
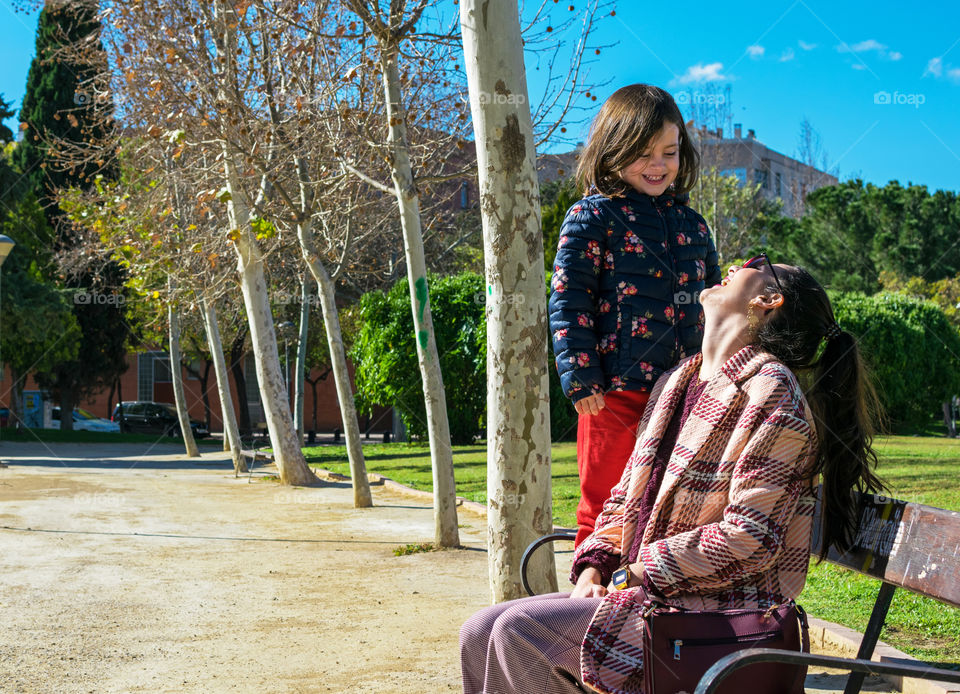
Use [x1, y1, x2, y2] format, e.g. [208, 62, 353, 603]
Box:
[639, 599, 809, 694]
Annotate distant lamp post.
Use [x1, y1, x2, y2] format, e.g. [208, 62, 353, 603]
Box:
[0, 235, 15, 437]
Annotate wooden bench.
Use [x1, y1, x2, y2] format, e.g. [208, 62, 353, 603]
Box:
[520, 491, 960, 694]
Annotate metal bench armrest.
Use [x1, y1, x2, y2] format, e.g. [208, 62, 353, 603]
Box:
[694, 647, 960, 694]
[520, 530, 578, 596]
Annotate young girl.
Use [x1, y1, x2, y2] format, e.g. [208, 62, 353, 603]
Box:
[549, 84, 721, 545]
[463, 259, 884, 694]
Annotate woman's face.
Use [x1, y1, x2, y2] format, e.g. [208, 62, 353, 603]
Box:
[619, 122, 680, 196]
[701, 261, 787, 320]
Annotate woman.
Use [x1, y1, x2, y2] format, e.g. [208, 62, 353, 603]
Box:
[461, 256, 883, 694]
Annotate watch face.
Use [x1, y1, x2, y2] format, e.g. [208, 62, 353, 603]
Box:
[613, 569, 629, 589]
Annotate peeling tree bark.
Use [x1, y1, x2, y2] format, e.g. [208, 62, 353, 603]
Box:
[223, 150, 315, 485]
[168, 295, 200, 458]
[294, 273, 309, 443]
[461, 0, 557, 601]
[377, 46, 460, 547]
[201, 294, 245, 473]
[298, 220, 373, 508]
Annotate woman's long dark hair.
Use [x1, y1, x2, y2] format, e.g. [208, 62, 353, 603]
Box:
[755, 266, 886, 558]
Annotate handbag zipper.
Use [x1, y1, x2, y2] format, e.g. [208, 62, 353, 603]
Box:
[671, 630, 782, 661]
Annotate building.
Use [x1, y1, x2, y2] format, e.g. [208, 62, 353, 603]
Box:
[695, 123, 838, 218]
[3, 351, 393, 440]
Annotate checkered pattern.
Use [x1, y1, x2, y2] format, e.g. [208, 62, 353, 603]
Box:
[577, 345, 818, 693]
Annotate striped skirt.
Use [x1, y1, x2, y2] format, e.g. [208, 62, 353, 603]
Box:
[459, 592, 603, 694]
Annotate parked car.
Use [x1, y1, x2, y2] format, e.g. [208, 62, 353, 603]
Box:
[50, 407, 121, 433]
[110, 401, 210, 439]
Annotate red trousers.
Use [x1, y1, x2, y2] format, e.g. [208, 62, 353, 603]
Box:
[574, 390, 650, 546]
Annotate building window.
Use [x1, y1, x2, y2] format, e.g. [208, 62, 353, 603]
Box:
[775, 172, 782, 197]
[460, 181, 469, 209]
[138, 351, 167, 401]
[153, 357, 172, 383]
[754, 168, 769, 189]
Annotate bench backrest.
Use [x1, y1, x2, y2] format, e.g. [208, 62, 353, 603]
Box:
[812, 491, 960, 608]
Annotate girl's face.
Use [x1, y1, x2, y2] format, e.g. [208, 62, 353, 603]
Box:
[619, 123, 680, 196]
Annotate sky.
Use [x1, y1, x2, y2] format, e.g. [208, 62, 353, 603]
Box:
[2, 0, 958, 193]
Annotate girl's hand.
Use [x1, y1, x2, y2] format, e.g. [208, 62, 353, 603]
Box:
[574, 392, 606, 416]
[570, 567, 608, 599]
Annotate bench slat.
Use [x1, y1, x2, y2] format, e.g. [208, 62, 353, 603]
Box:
[817, 493, 960, 608]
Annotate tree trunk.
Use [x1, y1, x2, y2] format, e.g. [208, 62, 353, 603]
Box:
[461, 0, 557, 601]
[168, 300, 200, 457]
[223, 150, 315, 485]
[294, 273, 309, 442]
[8, 366, 23, 428]
[59, 385, 75, 432]
[298, 221, 373, 508]
[378, 45, 459, 546]
[199, 360, 212, 431]
[228, 330, 251, 437]
[201, 295, 246, 473]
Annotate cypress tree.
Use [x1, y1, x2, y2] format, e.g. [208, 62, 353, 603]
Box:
[14, 0, 128, 430]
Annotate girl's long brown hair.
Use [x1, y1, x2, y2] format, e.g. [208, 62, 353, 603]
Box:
[576, 84, 699, 197]
[755, 266, 886, 558]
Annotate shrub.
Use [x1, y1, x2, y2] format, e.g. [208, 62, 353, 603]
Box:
[831, 291, 960, 430]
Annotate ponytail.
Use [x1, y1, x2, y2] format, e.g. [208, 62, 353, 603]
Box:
[807, 329, 886, 558]
[755, 266, 886, 558]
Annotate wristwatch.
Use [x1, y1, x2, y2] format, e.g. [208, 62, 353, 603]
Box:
[612, 568, 630, 591]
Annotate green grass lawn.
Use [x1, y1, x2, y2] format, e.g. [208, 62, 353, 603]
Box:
[305, 434, 960, 663]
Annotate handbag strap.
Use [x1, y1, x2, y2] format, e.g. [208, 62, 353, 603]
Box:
[796, 603, 810, 653]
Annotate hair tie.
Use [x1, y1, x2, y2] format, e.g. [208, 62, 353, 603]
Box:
[825, 323, 842, 340]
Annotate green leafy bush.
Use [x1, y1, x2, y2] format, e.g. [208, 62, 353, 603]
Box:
[351, 272, 486, 444]
[351, 271, 578, 443]
[831, 291, 960, 430]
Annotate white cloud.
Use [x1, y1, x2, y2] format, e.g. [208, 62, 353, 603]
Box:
[747, 45, 765, 58]
[798, 40, 817, 51]
[780, 47, 795, 62]
[851, 64, 866, 71]
[948, 68, 960, 83]
[925, 57, 943, 77]
[675, 62, 727, 85]
[837, 38, 902, 62]
[845, 39, 887, 53]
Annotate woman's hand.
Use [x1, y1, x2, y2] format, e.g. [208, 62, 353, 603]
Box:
[570, 567, 608, 599]
[574, 392, 606, 416]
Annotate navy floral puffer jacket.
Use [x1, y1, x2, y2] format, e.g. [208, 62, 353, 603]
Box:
[548, 187, 721, 404]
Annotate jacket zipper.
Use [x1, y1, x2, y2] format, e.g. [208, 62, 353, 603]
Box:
[653, 198, 680, 358]
[671, 630, 782, 660]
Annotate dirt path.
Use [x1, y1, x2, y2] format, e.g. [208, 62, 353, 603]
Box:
[0, 442, 895, 694]
[0, 442, 493, 693]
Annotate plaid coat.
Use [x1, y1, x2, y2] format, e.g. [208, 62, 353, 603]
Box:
[577, 345, 819, 693]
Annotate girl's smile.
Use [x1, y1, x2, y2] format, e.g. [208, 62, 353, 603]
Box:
[618, 123, 680, 197]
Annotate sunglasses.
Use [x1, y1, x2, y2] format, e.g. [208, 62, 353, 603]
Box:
[742, 253, 784, 294]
